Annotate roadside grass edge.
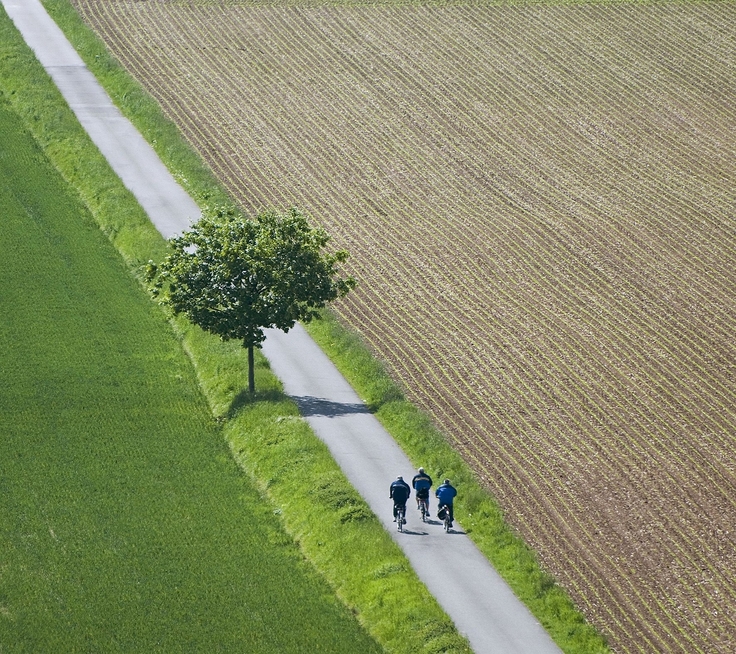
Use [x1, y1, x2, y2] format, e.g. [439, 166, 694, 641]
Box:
[2, 4, 471, 652]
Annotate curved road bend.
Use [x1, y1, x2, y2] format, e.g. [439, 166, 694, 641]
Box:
[3, 1, 562, 651]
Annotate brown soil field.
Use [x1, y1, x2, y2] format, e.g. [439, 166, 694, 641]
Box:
[69, 1, 735, 652]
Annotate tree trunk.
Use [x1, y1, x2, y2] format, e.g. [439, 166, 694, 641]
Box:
[248, 343, 255, 393]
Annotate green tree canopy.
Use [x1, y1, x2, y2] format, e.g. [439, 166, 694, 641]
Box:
[148, 206, 355, 392]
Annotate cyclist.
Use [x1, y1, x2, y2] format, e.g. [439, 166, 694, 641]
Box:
[412, 467, 433, 516]
[390, 476, 411, 523]
[435, 478, 457, 527]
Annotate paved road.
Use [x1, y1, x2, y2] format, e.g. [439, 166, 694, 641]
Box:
[264, 326, 562, 653]
[2, 0, 200, 238]
[4, 1, 562, 651]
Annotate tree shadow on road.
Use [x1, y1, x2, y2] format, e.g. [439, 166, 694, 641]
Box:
[290, 395, 371, 418]
[225, 390, 371, 422]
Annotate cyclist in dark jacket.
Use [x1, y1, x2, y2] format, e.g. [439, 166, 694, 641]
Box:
[390, 476, 411, 523]
[435, 479, 457, 527]
[412, 467, 433, 515]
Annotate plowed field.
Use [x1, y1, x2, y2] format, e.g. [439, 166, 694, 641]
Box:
[69, 1, 735, 652]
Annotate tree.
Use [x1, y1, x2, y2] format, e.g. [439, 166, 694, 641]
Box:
[148, 206, 356, 393]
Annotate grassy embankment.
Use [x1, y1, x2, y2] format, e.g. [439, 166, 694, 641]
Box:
[0, 97, 388, 651]
[12, 0, 610, 651]
[1, 4, 473, 652]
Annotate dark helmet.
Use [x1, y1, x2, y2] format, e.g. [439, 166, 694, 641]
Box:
[418, 467, 425, 473]
[444, 478, 451, 484]
[397, 476, 404, 481]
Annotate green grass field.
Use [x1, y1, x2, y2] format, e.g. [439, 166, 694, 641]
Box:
[0, 98, 384, 652]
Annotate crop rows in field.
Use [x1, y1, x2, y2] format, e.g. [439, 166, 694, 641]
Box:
[70, 1, 736, 652]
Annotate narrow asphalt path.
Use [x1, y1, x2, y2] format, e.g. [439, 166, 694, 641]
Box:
[4, 1, 562, 651]
[264, 326, 562, 654]
[2, 0, 200, 238]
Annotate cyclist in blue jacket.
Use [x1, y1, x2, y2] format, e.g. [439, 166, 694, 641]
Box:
[412, 467, 433, 516]
[390, 476, 411, 523]
[435, 479, 457, 527]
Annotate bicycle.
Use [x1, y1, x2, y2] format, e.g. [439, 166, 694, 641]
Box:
[418, 496, 429, 522]
[396, 504, 406, 532]
[439, 504, 452, 532]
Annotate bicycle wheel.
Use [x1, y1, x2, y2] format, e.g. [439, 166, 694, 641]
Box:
[441, 505, 451, 532]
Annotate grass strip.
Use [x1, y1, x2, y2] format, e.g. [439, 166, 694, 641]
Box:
[175, 319, 473, 653]
[28, 1, 610, 651]
[2, 4, 472, 651]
